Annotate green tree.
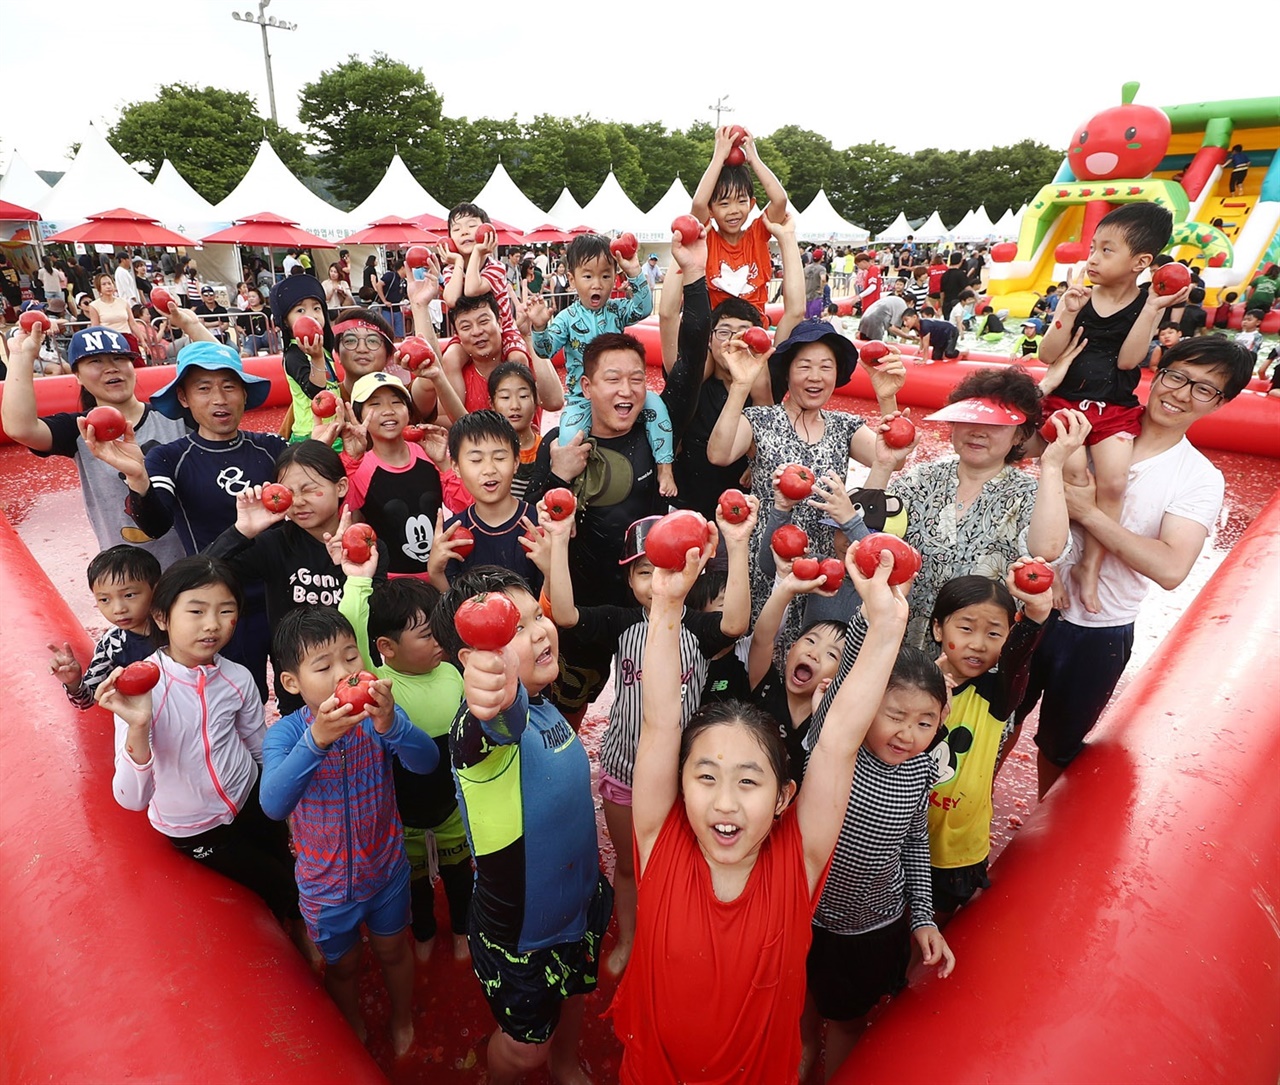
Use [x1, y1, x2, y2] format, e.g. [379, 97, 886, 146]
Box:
[108, 84, 307, 204]
[618, 122, 706, 210]
[298, 53, 445, 209]
[761, 126, 839, 211]
[432, 116, 522, 210]
[827, 142, 908, 235]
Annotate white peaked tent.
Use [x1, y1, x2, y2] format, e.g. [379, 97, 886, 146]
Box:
[992, 207, 1016, 237]
[951, 208, 978, 240]
[215, 142, 352, 242]
[952, 205, 995, 242]
[470, 163, 546, 232]
[547, 187, 585, 228]
[794, 189, 869, 243]
[38, 124, 165, 232]
[913, 210, 953, 243]
[578, 172, 646, 235]
[0, 152, 53, 219]
[150, 160, 224, 232]
[874, 211, 914, 243]
[348, 154, 449, 223]
[636, 178, 696, 242]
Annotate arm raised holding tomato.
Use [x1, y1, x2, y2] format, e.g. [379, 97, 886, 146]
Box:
[715, 494, 759, 640]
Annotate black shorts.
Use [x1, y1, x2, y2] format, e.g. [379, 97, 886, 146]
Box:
[469, 874, 613, 1045]
[932, 859, 991, 914]
[806, 913, 910, 1021]
[1016, 612, 1134, 767]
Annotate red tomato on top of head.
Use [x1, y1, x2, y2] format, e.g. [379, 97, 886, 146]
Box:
[292, 315, 323, 341]
[1151, 262, 1192, 297]
[718, 488, 751, 524]
[115, 660, 161, 696]
[544, 488, 577, 521]
[853, 533, 922, 585]
[86, 405, 127, 442]
[1013, 560, 1055, 594]
[454, 592, 520, 651]
[311, 390, 338, 419]
[261, 483, 293, 513]
[771, 524, 809, 561]
[778, 463, 816, 501]
[644, 510, 710, 570]
[671, 215, 702, 242]
[334, 670, 378, 715]
[342, 523, 377, 564]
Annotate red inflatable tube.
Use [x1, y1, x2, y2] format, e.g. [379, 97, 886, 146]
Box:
[0, 515, 384, 1083]
[833, 489, 1280, 1085]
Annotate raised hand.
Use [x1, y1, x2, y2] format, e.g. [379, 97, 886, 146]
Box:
[48, 641, 83, 690]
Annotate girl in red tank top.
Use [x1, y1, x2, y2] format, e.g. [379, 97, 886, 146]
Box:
[609, 534, 910, 1083]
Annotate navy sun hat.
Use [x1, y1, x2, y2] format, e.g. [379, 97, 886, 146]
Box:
[768, 318, 858, 402]
[150, 341, 271, 420]
[269, 274, 334, 352]
[68, 326, 142, 367]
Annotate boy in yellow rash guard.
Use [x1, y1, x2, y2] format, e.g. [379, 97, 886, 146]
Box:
[337, 560, 472, 961]
[926, 565, 1052, 917]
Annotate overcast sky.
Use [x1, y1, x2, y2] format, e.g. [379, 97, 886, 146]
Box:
[4, 0, 1278, 178]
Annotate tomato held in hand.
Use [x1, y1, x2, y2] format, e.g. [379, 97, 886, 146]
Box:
[718, 488, 751, 524]
[402, 425, 427, 442]
[149, 286, 175, 313]
[644, 510, 710, 570]
[853, 533, 922, 585]
[859, 341, 891, 366]
[671, 215, 702, 242]
[475, 223, 496, 245]
[406, 245, 431, 269]
[261, 483, 293, 513]
[342, 523, 377, 564]
[725, 125, 747, 167]
[818, 558, 845, 592]
[451, 525, 475, 558]
[1013, 560, 1055, 594]
[792, 557, 821, 581]
[19, 309, 52, 333]
[771, 524, 809, 561]
[1039, 409, 1069, 443]
[311, 390, 338, 419]
[86, 405, 127, 442]
[742, 327, 772, 355]
[609, 232, 638, 261]
[544, 487, 577, 521]
[1151, 262, 1191, 297]
[292, 315, 323, 342]
[442, 237, 460, 254]
[115, 660, 161, 696]
[454, 592, 521, 651]
[334, 670, 378, 715]
[778, 463, 816, 501]
[399, 336, 433, 367]
[882, 415, 916, 449]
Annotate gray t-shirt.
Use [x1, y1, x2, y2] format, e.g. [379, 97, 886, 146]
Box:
[37, 407, 190, 567]
[858, 296, 909, 341]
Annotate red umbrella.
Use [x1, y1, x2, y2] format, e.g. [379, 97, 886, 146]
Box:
[522, 223, 572, 243]
[410, 212, 449, 232]
[200, 211, 331, 249]
[340, 216, 441, 246]
[45, 207, 196, 247]
[0, 199, 40, 221]
[487, 218, 525, 247]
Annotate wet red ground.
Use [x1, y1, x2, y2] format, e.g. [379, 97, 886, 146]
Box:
[2, 390, 1277, 1082]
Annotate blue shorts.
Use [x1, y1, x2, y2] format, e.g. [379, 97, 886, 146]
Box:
[1016, 612, 1134, 767]
[302, 861, 412, 964]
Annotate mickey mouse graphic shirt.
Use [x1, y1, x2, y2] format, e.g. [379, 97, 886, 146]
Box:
[345, 444, 443, 577]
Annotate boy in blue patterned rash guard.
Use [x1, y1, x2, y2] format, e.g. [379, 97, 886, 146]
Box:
[432, 565, 611, 1085]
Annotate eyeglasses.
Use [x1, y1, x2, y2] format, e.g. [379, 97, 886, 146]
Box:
[338, 334, 385, 350]
[1155, 367, 1224, 403]
[712, 326, 754, 341]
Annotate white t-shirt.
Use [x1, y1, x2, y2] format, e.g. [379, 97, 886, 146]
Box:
[115, 265, 140, 304]
[282, 255, 301, 275]
[1060, 437, 1223, 627]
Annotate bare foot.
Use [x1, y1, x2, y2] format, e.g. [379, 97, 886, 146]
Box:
[656, 462, 677, 498]
[1075, 561, 1102, 614]
[452, 932, 471, 961]
[548, 1053, 593, 1085]
[605, 939, 633, 977]
[414, 936, 435, 964]
[390, 1018, 414, 1059]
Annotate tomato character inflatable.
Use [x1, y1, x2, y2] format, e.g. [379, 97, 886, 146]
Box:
[1067, 82, 1171, 182]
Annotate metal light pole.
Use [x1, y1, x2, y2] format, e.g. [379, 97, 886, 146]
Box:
[230, 1, 298, 125]
[709, 95, 733, 127]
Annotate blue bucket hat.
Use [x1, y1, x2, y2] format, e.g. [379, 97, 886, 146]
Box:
[1021, 317, 1043, 335]
[768, 318, 859, 402]
[151, 341, 271, 420]
[68, 326, 142, 367]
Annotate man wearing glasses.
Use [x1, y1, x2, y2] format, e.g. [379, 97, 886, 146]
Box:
[1015, 338, 1256, 798]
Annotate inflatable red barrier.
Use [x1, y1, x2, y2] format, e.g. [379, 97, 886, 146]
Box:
[833, 488, 1280, 1085]
[0, 515, 384, 1083]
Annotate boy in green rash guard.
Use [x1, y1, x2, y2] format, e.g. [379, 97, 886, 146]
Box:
[270, 275, 341, 443]
[335, 562, 471, 962]
[432, 565, 611, 1085]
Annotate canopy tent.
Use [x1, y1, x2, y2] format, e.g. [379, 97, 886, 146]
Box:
[635, 177, 695, 243]
[46, 208, 196, 247]
[38, 124, 166, 234]
[202, 212, 331, 249]
[522, 224, 573, 244]
[578, 172, 646, 235]
[992, 207, 1018, 238]
[410, 211, 449, 232]
[912, 210, 953, 243]
[148, 159, 227, 238]
[0, 199, 39, 222]
[952, 205, 996, 243]
[0, 153, 53, 222]
[215, 143, 352, 242]
[794, 189, 870, 243]
[873, 212, 915, 243]
[348, 154, 449, 224]
[547, 187, 586, 229]
[340, 216, 441, 246]
[470, 163, 546, 233]
[0, 198, 41, 248]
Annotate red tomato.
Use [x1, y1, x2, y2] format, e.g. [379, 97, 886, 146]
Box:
[853, 533, 922, 585]
[778, 463, 816, 501]
[442, 237, 460, 254]
[725, 125, 747, 167]
[261, 483, 293, 513]
[311, 390, 338, 419]
[792, 557, 821, 581]
[149, 286, 175, 313]
[644, 510, 710, 570]
[115, 660, 161, 696]
[334, 670, 378, 715]
[1151, 263, 1192, 297]
[19, 310, 52, 333]
[544, 487, 577, 521]
[1039, 409, 1069, 443]
[475, 223, 496, 245]
[882, 415, 916, 449]
[742, 327, 771, 354]
[718, 488, 751, 524]
[451, 525, 475, 558]
[293, 315, 323, 341]
[671, 214, 702, 242]
[454, 592, 521, 651]
[86, 405, 127, 442]
[405, 245, 431, 269]
[1067, 96, 1171, 182]
[1013, 561, 1055, 594]
[770, 524, 809, 561]
[342, 523, 377, 564]
[609, 232, 638, 260]
[818, 557, 845, 592]
[402, 425, 427, 442]
[399, 336, 433, 367]
[859, 340, 891, 366]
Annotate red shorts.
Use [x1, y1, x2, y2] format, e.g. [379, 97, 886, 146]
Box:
[1041, 394, 1143, 445]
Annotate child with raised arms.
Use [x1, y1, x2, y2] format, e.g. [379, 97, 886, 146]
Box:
[927, 563, 1052, 918]
[260, 606, 438, 1057]
[527, 233, 676, 496]
[607, 539, 908, 1084]
[96, 556, 303, 945]
[50, 544, 161, 710]
[431, 565, 611, 1085]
